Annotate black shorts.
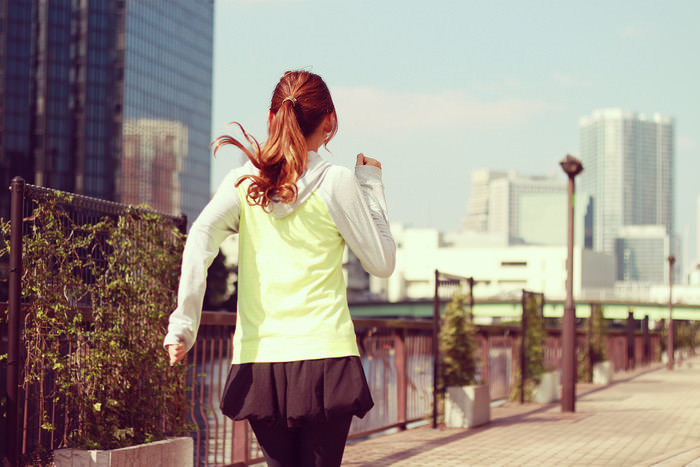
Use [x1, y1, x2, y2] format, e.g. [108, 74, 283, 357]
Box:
[220, 356, 374, 429]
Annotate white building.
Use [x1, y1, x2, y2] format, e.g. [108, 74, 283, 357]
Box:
[579, 109, 674, 257]
[614, 225, 670, 284]
[697, 195, 700, 263]
[377, 226, 616, 303]
[690, 196, 700, 285]
[463, 169, 570, 246]
[464, 169, 507, 232]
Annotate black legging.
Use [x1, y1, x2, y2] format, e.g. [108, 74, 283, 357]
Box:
[249, 415, 353, 467]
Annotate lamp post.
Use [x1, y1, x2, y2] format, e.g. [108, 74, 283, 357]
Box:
[560, 155, 583, 412]
[668, 254, 675, 370]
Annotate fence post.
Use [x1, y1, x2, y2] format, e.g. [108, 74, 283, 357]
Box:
[480, 330, 490, 387]
[432, 269, 439, 429]
[519, 290, 526, 404]
[626, 311, 635, 370]
[642, 315, 650, 366]
[395, 328, 407, 430]
[231, 421, 249, 466]
[6, 176, 25, 467]
[586, 309, 593, 382]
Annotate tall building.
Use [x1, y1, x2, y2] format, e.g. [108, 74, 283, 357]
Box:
[464, 169, 507, 232]
[697, 195, 700, 263]
[464, 169, 568, 246]
[122, 119, 188, 215]
[579, 109, 674, 255]
[0, 0, 213, 223]
[614, 225, 670, 284]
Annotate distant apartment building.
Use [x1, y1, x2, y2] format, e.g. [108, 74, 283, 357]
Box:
[579, 109, 675, 284]
[697, 195, 700, 264]
[122, 119, 188, 215]
[464, 169, 507, 233]
[0, 1, 214, 223]
[463, 168, 590, 247]
[687, 196, 700, 285]
[614, 225, 670, 284]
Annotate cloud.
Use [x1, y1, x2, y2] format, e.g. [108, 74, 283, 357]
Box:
[234, 0, 309, 4]
[472, 76, 526, 93]
[678, 137, 697, 151]
[330, 86, 557, 133]
[552, 71, 590, 87]
[618, 25, 655, 39]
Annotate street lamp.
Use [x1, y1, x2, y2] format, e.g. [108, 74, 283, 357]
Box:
[668, 254, 675, 370]
[560, 155, 583, 412]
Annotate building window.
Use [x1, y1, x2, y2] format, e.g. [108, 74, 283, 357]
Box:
[501, 261, 527, 267]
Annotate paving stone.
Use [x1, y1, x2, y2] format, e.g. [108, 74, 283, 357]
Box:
[342, 356, 700, 466]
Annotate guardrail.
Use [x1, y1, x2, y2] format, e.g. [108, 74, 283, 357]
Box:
[187, 312, 665, 466]
[188, 313, 434, 466]
[1, 304, 669, 466]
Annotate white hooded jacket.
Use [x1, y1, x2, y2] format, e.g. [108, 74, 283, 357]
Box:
[164, 151, 395, 363]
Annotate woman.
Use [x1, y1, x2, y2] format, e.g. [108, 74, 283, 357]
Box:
[164, 70, 395, 467]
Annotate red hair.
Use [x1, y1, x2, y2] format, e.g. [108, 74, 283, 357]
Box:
[212, 71, 338, 209]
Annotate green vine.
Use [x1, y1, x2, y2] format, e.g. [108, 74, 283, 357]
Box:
[2, 194, 189, 457]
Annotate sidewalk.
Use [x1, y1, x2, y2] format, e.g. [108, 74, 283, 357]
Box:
[342, 356, 700, 466]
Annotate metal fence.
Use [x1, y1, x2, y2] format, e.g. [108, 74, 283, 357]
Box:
[1, 177, 187, 466]
[188, 312, 666, 465]
[188, 314, 434, 466]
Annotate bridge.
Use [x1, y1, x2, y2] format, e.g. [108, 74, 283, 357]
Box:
[350, 298, 700, 322]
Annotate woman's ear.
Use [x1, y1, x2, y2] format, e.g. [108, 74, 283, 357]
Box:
[323, 113, 335, 133]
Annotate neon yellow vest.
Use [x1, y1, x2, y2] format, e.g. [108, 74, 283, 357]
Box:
[233, 187, 359, 363]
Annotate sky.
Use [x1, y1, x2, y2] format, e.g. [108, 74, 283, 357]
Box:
[209, 0, 700, 262]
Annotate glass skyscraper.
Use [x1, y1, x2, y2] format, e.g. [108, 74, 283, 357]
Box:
[0, 0, 213, 223]
[579, 108, 675, 284]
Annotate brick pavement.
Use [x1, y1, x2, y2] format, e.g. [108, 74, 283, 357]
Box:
[342, 356, 700, 466]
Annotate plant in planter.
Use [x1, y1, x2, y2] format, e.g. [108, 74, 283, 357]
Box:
[3, 195, 192, 465]
[511, 292, 547, 403]
[439, 293, 489, 428]
[578, 304, 611, 384]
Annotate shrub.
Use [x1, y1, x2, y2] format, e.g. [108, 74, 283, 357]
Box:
[511, 292, 545, 402]
[1, 194, 190, 458]
[578, 304, 608, 382]
[439, 293, 478, 388]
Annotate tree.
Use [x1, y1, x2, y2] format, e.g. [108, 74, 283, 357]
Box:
[203, 251, 237, 311]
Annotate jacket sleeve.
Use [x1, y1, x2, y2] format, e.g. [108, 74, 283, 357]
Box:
[163, 169, 242, 351]
[323, 165, 396, 278]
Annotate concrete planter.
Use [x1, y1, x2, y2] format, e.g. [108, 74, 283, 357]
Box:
[444, 384, 490, 428]
[533, 370, 560, 403]
[54, 436, 193, 467]
[592, 361, 613, 385]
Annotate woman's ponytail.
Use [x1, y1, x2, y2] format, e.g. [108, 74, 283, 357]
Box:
[212, 71, 338, 210]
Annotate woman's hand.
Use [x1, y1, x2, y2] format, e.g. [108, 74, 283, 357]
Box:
[356, 153, 382, 169]
[167, 342, 187, 366]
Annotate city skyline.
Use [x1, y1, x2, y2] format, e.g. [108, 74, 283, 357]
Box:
[210, 0, 700, 261]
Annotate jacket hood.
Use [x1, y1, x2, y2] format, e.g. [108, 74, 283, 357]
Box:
[262, 151, 332, 219]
